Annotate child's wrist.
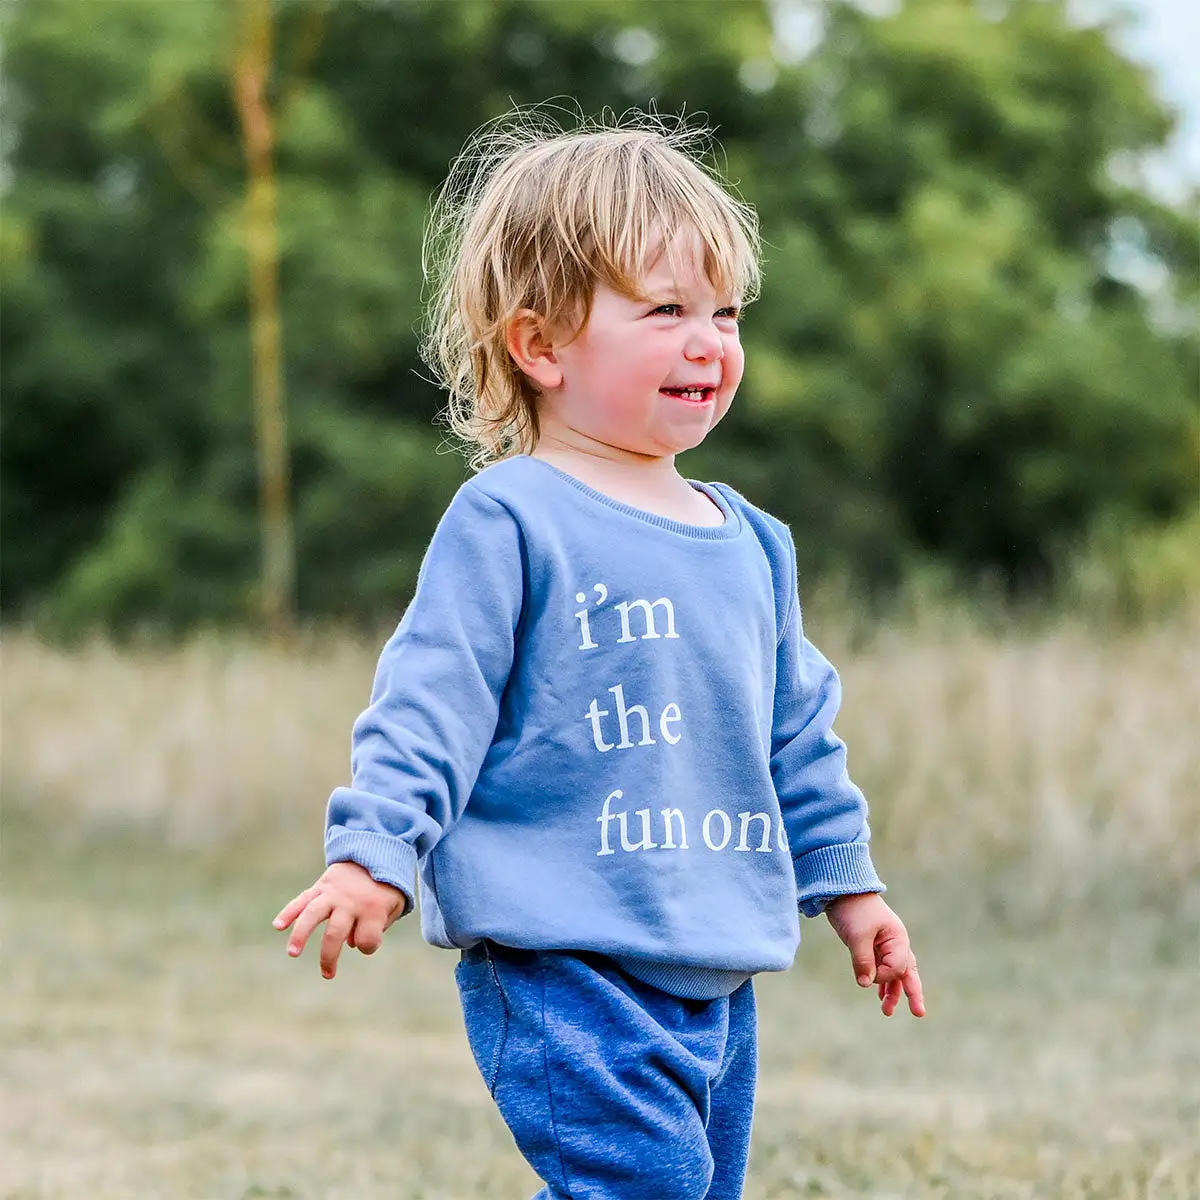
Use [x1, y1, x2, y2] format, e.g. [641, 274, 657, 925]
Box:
[824, 891, 881, 912]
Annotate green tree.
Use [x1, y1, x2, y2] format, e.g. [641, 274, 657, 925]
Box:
[2, 0, 1195, 629]
[717, 0, 1198, 589]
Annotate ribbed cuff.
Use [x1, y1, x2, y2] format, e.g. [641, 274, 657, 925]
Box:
[794, 841, 885, 918]
[324, 828, 418, 914]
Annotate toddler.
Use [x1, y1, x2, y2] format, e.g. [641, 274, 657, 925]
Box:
[275, 111, 924, 1200]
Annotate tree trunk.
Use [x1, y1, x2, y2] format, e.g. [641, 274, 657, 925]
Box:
[233, 0, 295, 640]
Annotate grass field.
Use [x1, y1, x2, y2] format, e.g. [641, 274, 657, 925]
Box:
[3, 615, 1198, 1199]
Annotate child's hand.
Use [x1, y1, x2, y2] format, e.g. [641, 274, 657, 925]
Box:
[273, 861, 407, 980]
[824, 893, 926, 1018]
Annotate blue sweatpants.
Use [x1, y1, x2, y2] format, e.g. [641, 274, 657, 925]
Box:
[455, 942, 758, 1200]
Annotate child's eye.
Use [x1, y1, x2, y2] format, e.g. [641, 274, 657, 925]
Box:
[716, 306, 742, 321]
[652, 304, 682, 316]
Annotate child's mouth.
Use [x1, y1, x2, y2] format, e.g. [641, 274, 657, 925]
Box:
[660, 387, 715, 404]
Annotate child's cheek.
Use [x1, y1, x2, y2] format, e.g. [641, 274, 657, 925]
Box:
[724, 341, 746, 392]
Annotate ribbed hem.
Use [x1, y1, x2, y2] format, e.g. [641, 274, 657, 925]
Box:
[613, 956, 754, 1000]
[794, 841, 885, 918]
[324, 829, 418, 913]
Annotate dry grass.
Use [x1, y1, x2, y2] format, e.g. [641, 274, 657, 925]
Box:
[3, 614, 1199, 1198]
[2, 824, 1197, 1200]
[2, 631, 377, 848]
[5, 612, 1198, 897]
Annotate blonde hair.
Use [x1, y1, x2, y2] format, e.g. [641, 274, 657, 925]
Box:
[421, 107, 761, 468]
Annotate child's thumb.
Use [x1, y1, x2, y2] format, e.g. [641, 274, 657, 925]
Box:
[850, 938, 876, 987]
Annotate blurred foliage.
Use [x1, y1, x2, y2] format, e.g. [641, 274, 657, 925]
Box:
[1065, 507, 1200, 622]
[2, 0, 1197, 631]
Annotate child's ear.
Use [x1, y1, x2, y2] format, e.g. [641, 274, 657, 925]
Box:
[505, 310, 563, 390]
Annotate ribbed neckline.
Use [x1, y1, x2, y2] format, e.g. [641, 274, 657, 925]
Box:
[518, 455, 743, 541]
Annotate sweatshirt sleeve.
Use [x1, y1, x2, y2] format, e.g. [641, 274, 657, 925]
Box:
[324, 483, 523, 911]
[770, 533, 885, 918]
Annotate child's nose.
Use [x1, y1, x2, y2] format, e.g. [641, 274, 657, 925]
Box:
[684, 324, 724, 362]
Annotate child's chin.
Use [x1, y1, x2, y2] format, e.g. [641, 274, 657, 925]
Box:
[665, 429, 715, 454]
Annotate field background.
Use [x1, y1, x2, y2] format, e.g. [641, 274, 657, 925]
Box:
[4, 611, 1198, 1200]
[5, 0, 1199, 1194]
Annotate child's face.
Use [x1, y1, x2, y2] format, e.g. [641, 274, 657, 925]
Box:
[537, 239, 744, 460]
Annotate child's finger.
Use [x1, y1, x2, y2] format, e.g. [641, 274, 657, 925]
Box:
[352, 916, 386, 955]
[319, 910, 354, 979]
[273, 888, 316, 932]
[902, 963, 926, 1017]
[873, 930, 913, 982]
[847, 933, 877, 986]
[286, 893, 334, 958]
[879, 978, 901, 1016]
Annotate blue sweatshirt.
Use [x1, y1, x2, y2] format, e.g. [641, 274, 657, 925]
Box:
[326, 455, 884, 999]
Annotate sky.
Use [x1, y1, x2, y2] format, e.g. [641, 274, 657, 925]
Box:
[1118, 0, 1200, 197]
